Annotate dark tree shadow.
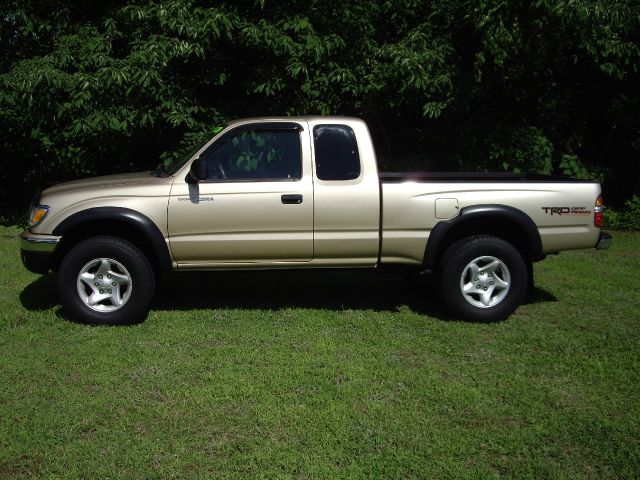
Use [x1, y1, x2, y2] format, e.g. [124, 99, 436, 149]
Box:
[20, 270, 557, 324]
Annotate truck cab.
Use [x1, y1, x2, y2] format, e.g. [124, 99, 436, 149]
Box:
[167, 117, 381, 268]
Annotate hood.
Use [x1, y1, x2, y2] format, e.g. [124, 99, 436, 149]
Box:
[43, 171, 160, 196]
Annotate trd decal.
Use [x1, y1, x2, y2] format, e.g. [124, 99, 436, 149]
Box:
[542, 207, 591, 215]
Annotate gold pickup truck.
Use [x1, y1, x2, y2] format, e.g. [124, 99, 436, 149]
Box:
[21, 116, 611, 324]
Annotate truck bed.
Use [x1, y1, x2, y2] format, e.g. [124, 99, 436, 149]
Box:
[379, 172, 601, 266]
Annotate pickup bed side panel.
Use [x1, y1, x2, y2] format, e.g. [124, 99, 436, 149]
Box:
[380, 181, 601, 265]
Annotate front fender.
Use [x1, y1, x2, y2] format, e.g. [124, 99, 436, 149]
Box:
[52, 207, 172, 272]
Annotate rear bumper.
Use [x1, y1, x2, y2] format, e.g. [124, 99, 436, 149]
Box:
[20, 230, 61, 274]
[596, 231, 612, 250]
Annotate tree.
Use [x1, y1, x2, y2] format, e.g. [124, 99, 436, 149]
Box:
[1, 0, 639, 217]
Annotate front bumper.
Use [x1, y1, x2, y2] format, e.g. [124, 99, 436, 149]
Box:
[20, 230, 62, 274]
[596, 231, 612, 250]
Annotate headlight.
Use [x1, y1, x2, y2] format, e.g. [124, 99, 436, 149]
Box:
[29, 205, 50, 227]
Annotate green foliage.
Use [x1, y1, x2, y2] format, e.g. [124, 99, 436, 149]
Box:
[558, 154, 606, 183]
[489, 127, 553, 174]
[1, 0, 639, 214]
[606, 196, 640, 231]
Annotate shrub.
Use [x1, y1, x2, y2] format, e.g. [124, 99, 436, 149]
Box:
[605, 196, 640, 231]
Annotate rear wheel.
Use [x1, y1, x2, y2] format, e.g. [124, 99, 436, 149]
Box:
[440, 235, 528, 322]
[57, 236, 155, 325]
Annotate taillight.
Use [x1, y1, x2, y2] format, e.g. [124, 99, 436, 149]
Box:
[594, 195, 603, 228]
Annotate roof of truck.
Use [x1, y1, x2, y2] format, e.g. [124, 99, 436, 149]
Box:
[227, 116, 364, 127]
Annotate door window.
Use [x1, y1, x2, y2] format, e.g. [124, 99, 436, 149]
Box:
[202, 129, 302, 181]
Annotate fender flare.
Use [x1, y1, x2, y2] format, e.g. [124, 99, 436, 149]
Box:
[423, 204, 543, 271]
[52, 207, 172, 272]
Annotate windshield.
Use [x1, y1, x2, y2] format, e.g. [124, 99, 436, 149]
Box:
[165, 137, 212, 176]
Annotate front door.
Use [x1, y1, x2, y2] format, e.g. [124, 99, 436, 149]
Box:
[168, 122, 313, 266]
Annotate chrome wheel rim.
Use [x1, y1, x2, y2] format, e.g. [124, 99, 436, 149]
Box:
[76, 258, 132, 312]
[460, 256, 511, 309]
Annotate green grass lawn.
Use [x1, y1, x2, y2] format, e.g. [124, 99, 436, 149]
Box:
[1, 226, 639, 479]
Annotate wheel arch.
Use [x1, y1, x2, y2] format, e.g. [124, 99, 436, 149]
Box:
[422, 204, 543, 272]
[51, 207, 172, 273]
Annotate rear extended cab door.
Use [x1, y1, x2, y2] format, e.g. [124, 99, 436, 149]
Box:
[308, 118, 381, 266]
[167, 120, 314, 267]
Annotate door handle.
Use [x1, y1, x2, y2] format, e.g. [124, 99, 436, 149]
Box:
[281, 194, 303, 204]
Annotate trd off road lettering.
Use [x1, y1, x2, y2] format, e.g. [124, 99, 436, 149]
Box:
[20, 116, 612, 325]
[542, 207, 592, 215]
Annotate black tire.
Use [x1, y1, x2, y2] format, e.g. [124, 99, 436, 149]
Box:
[439, 235, 528, 322]
[57, 236, 155, 325]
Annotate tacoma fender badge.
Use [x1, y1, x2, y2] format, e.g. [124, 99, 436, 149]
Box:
[178, 196, 214, 203]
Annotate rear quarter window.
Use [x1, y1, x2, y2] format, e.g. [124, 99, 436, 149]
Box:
[313, 125, 361, 181]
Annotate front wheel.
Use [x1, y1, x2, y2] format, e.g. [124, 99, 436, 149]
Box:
[440, 235, 528, 322]
[57, 236, 155, 325]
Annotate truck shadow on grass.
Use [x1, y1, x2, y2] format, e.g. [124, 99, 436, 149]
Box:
[153, 270, 453, 317]
[20, 270, 558, 323]
[151, 270, 558, 320]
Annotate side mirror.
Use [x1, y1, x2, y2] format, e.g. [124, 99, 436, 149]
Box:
[186, 158, 206, 183]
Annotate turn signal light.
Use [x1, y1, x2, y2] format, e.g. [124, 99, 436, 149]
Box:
[29, 205, 50, 227]
[594, 195, 603, 228]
